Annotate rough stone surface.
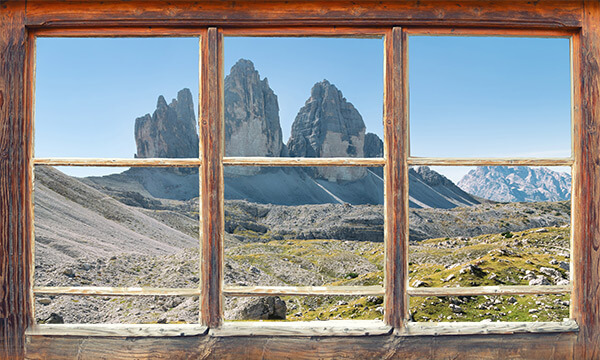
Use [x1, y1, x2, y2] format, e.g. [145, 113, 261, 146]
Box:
[135, 88, 198, 159]
[224, 59, 285, 176]
[364, 132, 384, 177]
[228, 296, 287, 320]
[287, 80, 367, 182]
[364, 132, 383, 158]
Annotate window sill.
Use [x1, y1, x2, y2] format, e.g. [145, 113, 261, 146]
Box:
[397, 319, 579, 336]
[25, 324, 208, 337]
[209, 320, 392, 337]
[24, 319, 578, 338]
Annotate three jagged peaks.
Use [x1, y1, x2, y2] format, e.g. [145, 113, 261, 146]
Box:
[134, 58, 384, 182]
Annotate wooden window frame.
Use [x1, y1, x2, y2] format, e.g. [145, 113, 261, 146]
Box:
[1, 1, 599, 359]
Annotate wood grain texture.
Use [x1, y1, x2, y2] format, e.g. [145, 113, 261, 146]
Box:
[383, 27, 408, 329]
[408, 157, 573, 166]
[34, 158, 201, 167]
[33, 27, 203, 37]
[33, 286, 200, 297]
[223, 285, 384, 297]
[0, 0, 593, 358]
[25, 336, 214, 360]
[223, 157, 384, 167]
[25, 324, 208, 337]
[403, 27, 575, 37]
[0, 3, 32, 359]
[223, 26, 385, 37]
[572, 1, 600, 359]
[210, 320, 391, 337]
[23, 1, 582, 29]
[398, 320, 578, 337]
[25, 332, 577, 359]
[408, 285, 571, 297]
[199, 27, 224, 328]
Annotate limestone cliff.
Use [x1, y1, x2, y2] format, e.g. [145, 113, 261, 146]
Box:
[224, 59, 285, 157]
[287, 80, 366, 182]
[134, 88, 198, 159]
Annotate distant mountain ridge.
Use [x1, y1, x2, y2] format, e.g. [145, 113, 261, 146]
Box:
[458, 166, 571, 202]
[85, 59, 479, 209]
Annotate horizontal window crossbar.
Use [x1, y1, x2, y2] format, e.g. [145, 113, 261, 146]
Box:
[34, 285, 570, 297]
[33, 158, 202, 167]
[223, 286, 385, 296]
[408, 285, 572, 297]
[33, 286, 200, 296]
[223, 157, 385, 167]
[408, 157, 573, 166]
[32, 157, 572, 167]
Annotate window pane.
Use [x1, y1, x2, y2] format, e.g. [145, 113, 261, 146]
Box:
[34, 166, 200, 288]
[35, 37, 199, 161]
[35, 295, 198, 324]
[408, 166, 571, 323]
[224, 37, 384, 158]
[410, 294, 570, 322]
[409, 36, 570, 158]
[223, 165, 383, 320]
[226, 295, 385, 321]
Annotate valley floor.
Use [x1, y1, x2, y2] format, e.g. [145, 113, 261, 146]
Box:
[35, 220, 571, 324]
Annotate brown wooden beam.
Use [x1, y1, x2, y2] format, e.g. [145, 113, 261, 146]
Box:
[199, 27, 224, 328]
[23, 1, 582, 29]
[0, 3, 32, 359]
[572, 1, 600, 359]
[383, 27, 408, 329]
[24, 332, 577, 359]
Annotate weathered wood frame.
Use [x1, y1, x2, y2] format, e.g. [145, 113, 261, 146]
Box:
[1, 1, 599, 359]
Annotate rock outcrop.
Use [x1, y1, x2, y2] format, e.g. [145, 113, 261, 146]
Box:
[228, 296, 286, 320]
[134, 88, 198, 158]
[224, 59, 286, 176]
[287, 80, 367, 182]
[364, 132, 383, 158]
[458, 166, 571, 202]
[364, 132, 384, 177]
[225, 59, 285, 157]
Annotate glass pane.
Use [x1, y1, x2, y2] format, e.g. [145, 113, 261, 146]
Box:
[224, 165, 383, 291]
[35, 37, 199, 164]
[34, 166, 200, 288]
[409, 36, 570, 158]
[410, 294, 570, 322]
[35, 295, 198, 324]
[408, 165, 571, 322]
[226, 295, 384, 321]
[224, 37, 384, 158]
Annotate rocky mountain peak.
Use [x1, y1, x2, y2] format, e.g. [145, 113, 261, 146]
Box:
[156, 95, 168, 109]
[364, 133, 383, 158]
[224, 59, 285, 160]
[287, 80, 367, 182]
[416, 166, 455, 187]
[458, 166, 571, 202]
[135, 88, 198, 159]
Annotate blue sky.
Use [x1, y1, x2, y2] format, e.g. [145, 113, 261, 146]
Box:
[35, 35, 570, 182]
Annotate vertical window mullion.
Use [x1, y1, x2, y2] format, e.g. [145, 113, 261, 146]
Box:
[383, 26, 409, 329]
[199, 27, 225, 328]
